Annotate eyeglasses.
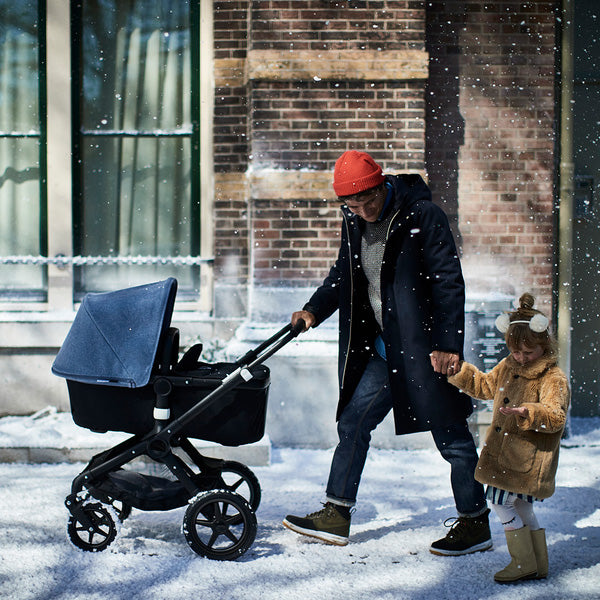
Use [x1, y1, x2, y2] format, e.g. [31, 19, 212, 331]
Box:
[340, 185, 384, 207]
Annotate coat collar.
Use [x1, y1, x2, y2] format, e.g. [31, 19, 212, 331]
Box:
[505, 353, 558, 379]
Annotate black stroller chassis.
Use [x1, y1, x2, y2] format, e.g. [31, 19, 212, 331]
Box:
[52, 278, 303, 560]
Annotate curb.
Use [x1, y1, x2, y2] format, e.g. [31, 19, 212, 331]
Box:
[0, 440, 271, 466]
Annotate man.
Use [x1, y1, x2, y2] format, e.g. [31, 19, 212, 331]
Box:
[282, 150, 491, 556]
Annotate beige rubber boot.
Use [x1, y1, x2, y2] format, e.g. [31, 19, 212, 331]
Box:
[494, 526, 537, 583]
[530, 528, 548, 579]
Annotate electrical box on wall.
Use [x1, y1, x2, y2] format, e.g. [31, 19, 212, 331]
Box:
[575, 175, 594, 219]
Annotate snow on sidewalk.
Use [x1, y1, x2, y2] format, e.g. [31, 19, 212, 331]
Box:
[0, 416, 599, 599]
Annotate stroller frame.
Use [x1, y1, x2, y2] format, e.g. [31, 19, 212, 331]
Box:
[63, 318, 303, 561]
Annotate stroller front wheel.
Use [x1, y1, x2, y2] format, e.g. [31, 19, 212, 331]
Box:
[183, 489, 257, 560]
[67, 502, 118, 552]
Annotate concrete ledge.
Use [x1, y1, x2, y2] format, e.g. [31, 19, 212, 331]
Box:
[250, 169, 335, 201]
[0, 310, 224, 354]
[214, 58, 246, 88]
[0, 410, 271, 466]
[0, 441, 271, 467]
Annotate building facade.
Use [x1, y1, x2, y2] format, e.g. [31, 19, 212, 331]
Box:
[0, 1, 595, 438]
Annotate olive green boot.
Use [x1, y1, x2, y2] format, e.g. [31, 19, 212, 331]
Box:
[530, 528, 548, 579]
[494, 526, 538, 583]
[283, 502, 351, 546]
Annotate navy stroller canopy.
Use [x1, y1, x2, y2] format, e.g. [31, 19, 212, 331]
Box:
[52, 278, 177, 388]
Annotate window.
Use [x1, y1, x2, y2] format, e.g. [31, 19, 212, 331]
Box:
[72, 0, 201, 297]
[0, 0, 212, 309]
[0, 0, 46, 300]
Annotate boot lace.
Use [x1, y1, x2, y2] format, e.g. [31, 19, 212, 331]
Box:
[306, 503, 336, 519]
[442, 516, 469, 540]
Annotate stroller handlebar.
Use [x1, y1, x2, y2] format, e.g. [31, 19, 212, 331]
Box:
[234, 319, 306, 368]
[291, 318, 306, 336]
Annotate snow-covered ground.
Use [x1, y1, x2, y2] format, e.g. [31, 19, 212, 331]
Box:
[1, 416, 599, 600]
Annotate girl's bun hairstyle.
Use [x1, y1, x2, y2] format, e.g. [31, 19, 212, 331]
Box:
[519, 293, 535, 311]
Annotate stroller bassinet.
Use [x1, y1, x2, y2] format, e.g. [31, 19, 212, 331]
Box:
[65, 362, 269, 446]
[52, 278, 269, 446]
[52, 278, 303, 560]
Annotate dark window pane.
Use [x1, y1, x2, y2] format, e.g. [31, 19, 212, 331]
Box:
[75, 0, 198, 295]
[80, 136, 191, 257]
[0, 0, 40, 132]
[0, 0, 44, 298]
[81, 0, 191, 133]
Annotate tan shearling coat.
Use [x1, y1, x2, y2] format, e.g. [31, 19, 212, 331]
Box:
[448, 354, 570, 499]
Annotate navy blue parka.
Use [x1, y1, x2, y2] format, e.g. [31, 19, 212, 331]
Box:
[304, 174, 473, 435]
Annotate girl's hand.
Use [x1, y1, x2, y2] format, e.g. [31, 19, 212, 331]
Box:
[499, 406, 529, 418]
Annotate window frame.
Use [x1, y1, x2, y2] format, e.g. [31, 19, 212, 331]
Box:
[0, 0, 48, 305]
[0, 0, 213, 315]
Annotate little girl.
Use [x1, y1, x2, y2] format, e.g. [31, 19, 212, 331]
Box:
[448, 293, 570, 583]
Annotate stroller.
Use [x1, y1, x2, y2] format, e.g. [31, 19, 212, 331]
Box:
[52, 277, 303, 560]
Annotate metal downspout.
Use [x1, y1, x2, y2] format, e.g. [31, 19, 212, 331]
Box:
[557, 0, 574, 380]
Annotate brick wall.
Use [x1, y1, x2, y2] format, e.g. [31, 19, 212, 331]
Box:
[245, 1, 429, 289]
[250, 80, 426, 171]
[213, 3, 250, 287]
[426, 0, 558, 312]
[214, 1, 249, 173]
[252, 197, 341, 285]
[211, 1, 559, 317]
[248, 1, 425, 52]
[248, 170, 338, 286]
[214, 173, 250, 285]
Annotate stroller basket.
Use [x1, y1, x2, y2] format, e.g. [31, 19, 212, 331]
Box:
[66, 362, 270, 446]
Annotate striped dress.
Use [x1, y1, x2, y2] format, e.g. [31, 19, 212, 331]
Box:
[485, 485, 542, 505]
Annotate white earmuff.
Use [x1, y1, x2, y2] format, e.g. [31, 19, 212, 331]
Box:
[495, 313, 511, 333]
[529, 313, 549, 332]
[495, 312, 549, 333]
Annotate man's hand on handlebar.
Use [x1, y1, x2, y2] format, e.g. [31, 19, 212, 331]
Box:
[291, 310, 316, 332]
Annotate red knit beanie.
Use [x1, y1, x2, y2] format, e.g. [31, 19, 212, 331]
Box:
[333, 151, 385, 197]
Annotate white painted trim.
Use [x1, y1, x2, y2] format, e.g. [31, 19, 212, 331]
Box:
[46, 0, 73, 312]
[199, 1, 215, 313]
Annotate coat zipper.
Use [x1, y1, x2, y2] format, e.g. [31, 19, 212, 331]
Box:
[340, 212, 354, 392]
[386, 209, 403, 241]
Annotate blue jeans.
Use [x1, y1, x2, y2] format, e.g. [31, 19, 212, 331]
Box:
[326, 354, 486, 517]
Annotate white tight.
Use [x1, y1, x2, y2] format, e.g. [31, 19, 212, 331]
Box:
[491, 497, 540, 531]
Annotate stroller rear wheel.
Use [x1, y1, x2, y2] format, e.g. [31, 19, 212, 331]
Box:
[183, 489, 257, 560]
[67, 502, 118, 552]
[218, 461, 261, 512]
